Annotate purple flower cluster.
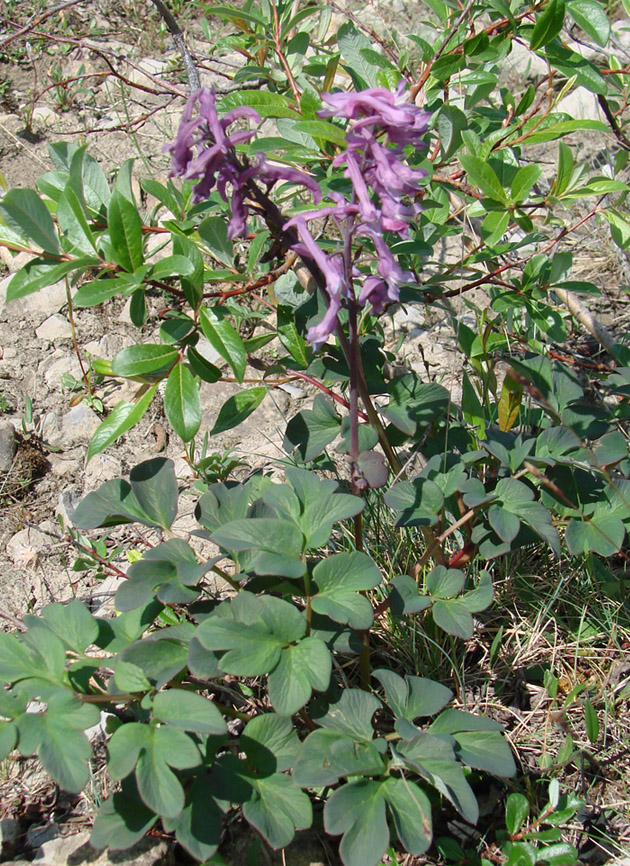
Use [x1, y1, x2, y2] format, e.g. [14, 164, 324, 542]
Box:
[166, 84, 430, 349]
[166, 87, 321, 239]
[288, 83, 430, 347]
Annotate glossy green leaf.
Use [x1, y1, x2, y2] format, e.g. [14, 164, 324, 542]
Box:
[197, 217, 234, 267]
[164, 362, 202, 442]
[0, 188, 60, 254]
[107, 189, 144, 272]
[567, 0, 610, 45]
[86, 385, 157, 462]
[210, 387, 266, 436]
[505, 793, 529, 835]
[459, 154, 507, 203]
[530, 0, 566, 50]
[199, 306, 247, 382]
[112, 344, 178, 379]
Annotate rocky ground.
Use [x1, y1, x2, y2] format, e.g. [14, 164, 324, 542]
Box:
[0, 1, 630, 864]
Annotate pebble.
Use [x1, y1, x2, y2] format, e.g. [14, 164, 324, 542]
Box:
[6, 525, 51, 564]
[35, 315, 73, 344]
[25, 822, 58, 850]
[0, 421, 16, 473]
[0, 817, 20, 860]
[31, 830, 171, 866]
[61, 403, 101, 446]
[1, 279, 68, 326]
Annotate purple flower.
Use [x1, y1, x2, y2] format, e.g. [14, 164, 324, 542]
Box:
[165, 87, 261, 204]
[319, 81, 430, 147]
[358, 275, 389, 314]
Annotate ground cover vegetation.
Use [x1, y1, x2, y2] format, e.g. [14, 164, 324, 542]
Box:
[0, 0, 629, 863]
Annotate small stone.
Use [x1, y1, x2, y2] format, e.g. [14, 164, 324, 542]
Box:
[0, 817, 20, 860]
[61, 403, 101, 445]
[35, 315, 72, 343]
[84, 454, 122, 489]
[25, 822, 58, 850]
[0, 421, 16, 473]
[32, 830, 171, 866]
[7, 526, 51, 565]
[1, 346, 17, 360]
[30, 106, 58, 127]
[56, 489, 83, 526]
[43, 357, 82, 391]
[1, 279, 68, 326]
[40, 413, 64, 450]
[48, 455, 81, 479]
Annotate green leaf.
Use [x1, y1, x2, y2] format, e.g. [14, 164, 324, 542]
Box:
[217, 90, 297, 119]
[277, 304, 311, 367]
[565, 516, 625, 556]
[511, 164, 542, 202]
[505, 793, 529, 835]
[74, 277, 131, 307]
[112, 344, 178, 379]
[73, 457, 178, 530]
[150, 255, 196, 279]
[311, 551, 381, 629]
[171, 774, 222, 862]
[187, 346, 222, 383]
[301, 492, 364, 548]
[87, 385, 157, 462]
[337, 22, 378, 89]
[426, 566, 465, 598]
[241, 713, 300, 773]
[57, 186, 97, 254]
[164, 362, 202, 442]
[199, 306, 247, 382]
[432, 600, 474, 639]
[107, 189, 144, 272]
[268, 637, 331, 715]
[244, 773, 312, 849]
[292, 729, 385, 787]
[319, 689, 381, 741]
[91, 778, 157, 851]
[395, 734, 479, 824]
[37, 601, 99, 653]
[453, 730, 516, 776]
[384, 478, 444, 527]
[284, 395, 341, 461]
[135, 725, 201, 818]
[16, 692, 98, 792]
[212, 516, 305, 577]
[292, 119, 347, 147]
[584, 698, 599, 743]
[197, 594, 306, 676]
[153, 690, 227, 735]
[6, 256, 97, 302]
[210, 387, 266, 436]
[567, 0, 610, 45]
[530, 0, 566, 50]
[459, 154, 507, 203]
[381, 376, 450, 438]
[437, 104, 468, 161]
[383, 777, 432, 856]
[197, 217, 234, 267]
[373, 669, 452, 721]
[0, 188, 60, 254]
[324, 780, 389, 866]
